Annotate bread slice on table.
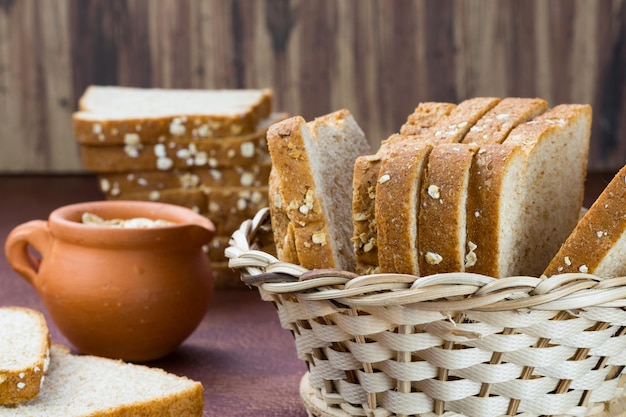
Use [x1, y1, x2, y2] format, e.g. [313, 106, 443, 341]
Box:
[465, 104, 592, 278]
[352, 102, 457, 275]
[73, 85, 273, 144]
[1, 344, 203, 416]
[266, 109, 371, 271]
[376, 97, 500, 275]
[0, 307, 50, 405]
[543, 164, 626, 277]
[461, 97, 547, 145]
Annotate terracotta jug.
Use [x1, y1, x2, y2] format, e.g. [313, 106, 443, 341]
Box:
[4, 200, 215, 362]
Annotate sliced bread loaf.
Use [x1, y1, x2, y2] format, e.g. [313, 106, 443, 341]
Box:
[352, 102, 457, 274]
[267, 109, 371, 270]
[1, 344, 203, 416]
[465, 104, 592, 277]
[375, 97, 500, 275]
[74, 86, 273, 144]
[543, 164, 626, 277]
[0, 307, 50, 405]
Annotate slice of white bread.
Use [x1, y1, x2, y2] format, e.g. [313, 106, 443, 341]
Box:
[74, 86, 273, 144]
[543, 164, 626, 277]
[465, 104, 592, 277]
[376, 97, 500, 275]
[0, 307, 50, 405]
[266, 109, 371, 270]
[2, 344, 203, 416]
[461, 97, 547, 145]
[352, 103, 457, 274]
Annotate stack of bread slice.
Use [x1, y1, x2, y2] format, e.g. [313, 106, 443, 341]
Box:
[267, 98, 597, 279]
[73, 86, 287, 288]
[0, 307, 203, 415]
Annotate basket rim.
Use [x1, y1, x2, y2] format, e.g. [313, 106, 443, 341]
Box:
[226, 208, 626, 312]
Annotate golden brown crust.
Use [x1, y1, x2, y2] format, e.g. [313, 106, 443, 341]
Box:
[74, 89, 273, 145]
[398, 102, 457, 136]
[418, 143, 478, 275]
[268, 169, 299, 264]
[79, 126, 274, 173]
[464, 144, 524, 278]
[376, 142, 433, 274]
[97, 164, 272, 198]
[544, 166, 626, 277]
[461, 97, 547, 145]
[426, 97, 501, 145]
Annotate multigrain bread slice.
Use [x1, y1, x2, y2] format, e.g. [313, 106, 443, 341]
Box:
[0, 308, 50, 405]
[465, 104, 592, 277]
[1, 344, 203, 416]
[375, 142, 433, 274]
[461, 97, 547, 145]
[74, 85, 273, 144]
[352, 102, 457, 274]
[267, 109, 371, 270]
[97, 164, 272, 198]
[79, 114, 288, 173]
[417, 143, 479, 275]
[375, 97, 500, 275]
[543, 164, 626, 277]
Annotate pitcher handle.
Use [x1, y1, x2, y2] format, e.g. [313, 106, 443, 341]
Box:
[4, 220, 52, 287]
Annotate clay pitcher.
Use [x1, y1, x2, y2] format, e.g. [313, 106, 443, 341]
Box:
[4, 200, 215, 362]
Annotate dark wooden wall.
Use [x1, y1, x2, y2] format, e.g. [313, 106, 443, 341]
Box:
[0, 0, 624, 173]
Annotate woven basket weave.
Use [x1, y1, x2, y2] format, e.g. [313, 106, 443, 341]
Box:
[226, 208, 626, 417]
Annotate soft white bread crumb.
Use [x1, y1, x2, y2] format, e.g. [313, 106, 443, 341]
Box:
[0, 307, 50, 405]
[1, 344, 203, 416]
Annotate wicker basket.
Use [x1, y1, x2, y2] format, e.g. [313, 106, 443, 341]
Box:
[226, 208, 626, 417]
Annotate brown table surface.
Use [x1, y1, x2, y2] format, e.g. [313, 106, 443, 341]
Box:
[0, 174, 308, 417]
[0, 172, 617, 416]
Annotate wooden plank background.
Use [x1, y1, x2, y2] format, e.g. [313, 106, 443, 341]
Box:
[0, 0, 624, 173]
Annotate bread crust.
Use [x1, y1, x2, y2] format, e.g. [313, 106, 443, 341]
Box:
[418, 143, 479, 275]
[464, 144, 524, 277]
[462, 97, 547, 145]
[97, 164, 272, 198]
[376, 142, 433, 274]
[0, 307, 50, 405]
[544, 159, 626, 277]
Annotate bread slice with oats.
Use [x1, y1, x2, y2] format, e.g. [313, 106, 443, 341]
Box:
[266, 109, 371, 271]
[0, 307, 50, 405]
[417, 143, 479, 275]
[465, 104, 592, 278]
[543, 164, 626, 278]
[352, 102, 457, 274]
[375, 97, 500, 275]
